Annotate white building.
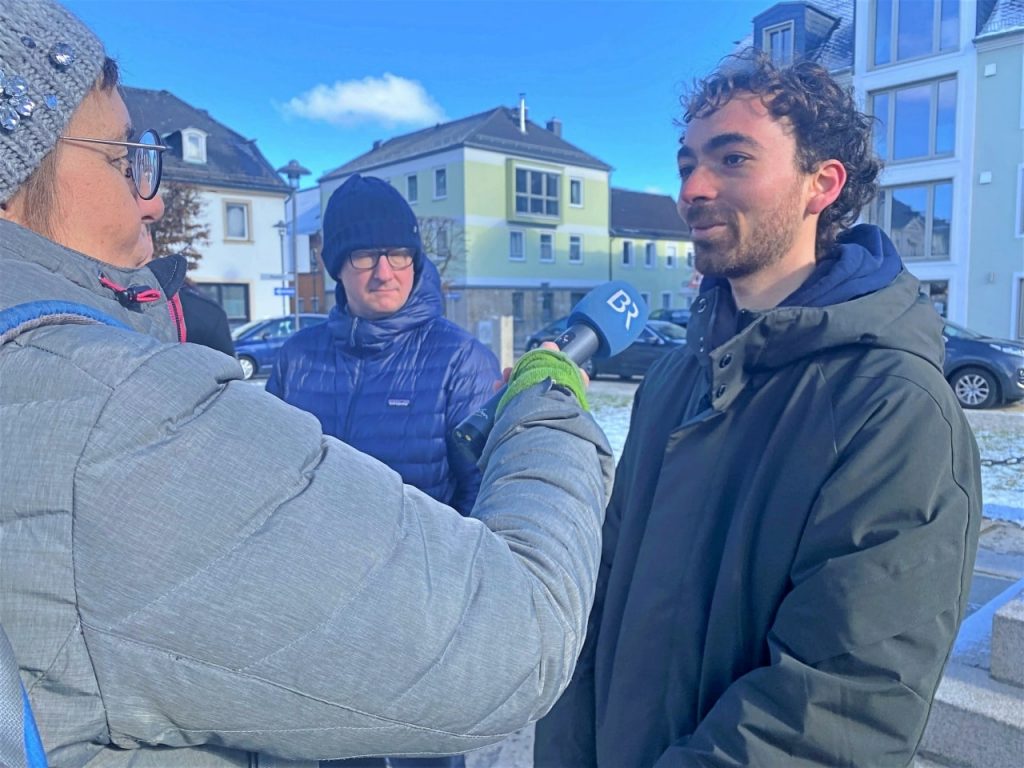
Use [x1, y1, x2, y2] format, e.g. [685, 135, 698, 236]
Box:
[123, 87, 291, 325]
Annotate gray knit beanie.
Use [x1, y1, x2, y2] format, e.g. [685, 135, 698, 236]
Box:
[0, 0, 105, 203]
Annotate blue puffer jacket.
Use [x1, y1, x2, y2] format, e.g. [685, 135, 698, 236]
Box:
[267, 259, 499, 514]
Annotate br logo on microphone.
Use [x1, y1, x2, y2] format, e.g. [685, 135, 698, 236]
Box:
[606, 289, 641, 330]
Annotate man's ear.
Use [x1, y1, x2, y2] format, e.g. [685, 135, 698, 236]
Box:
[806, 159, 846, 215]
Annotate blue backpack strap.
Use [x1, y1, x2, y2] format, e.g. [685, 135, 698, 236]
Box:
[0, 300, 129, 346]
[0, 626, 46, 768]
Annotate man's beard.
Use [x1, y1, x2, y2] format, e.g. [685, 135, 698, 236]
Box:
[689, 188, 804, 280]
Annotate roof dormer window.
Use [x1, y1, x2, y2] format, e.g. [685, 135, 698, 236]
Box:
[182, 128, 207, 164]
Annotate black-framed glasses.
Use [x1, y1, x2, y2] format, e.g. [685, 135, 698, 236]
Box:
[59, 128, 168, 200]
[349, 247, 415, 271]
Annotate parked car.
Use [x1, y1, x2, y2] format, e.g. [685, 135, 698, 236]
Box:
[524, 316, 686, 379]
[648, 307, 692, 328]
[233, 313, 328, 379]
[942, 321, 1024, 409]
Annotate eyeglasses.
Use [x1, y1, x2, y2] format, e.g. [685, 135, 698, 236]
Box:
[59, 128, 168, 200]
[349, 247, 415, 271]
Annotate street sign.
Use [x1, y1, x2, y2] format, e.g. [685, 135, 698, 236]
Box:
[273, 287, 296, 297]
[260, 273, 290, 281]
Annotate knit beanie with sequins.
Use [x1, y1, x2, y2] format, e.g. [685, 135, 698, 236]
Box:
[0, 0, 106, 203]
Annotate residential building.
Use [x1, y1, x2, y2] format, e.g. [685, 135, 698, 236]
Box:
[319, 102, 623, 349]
[609, 188, 695, 311]
[971, 3, 1024, 338]
[748, 1, 1023, 340]
[123, 87, 291, 326]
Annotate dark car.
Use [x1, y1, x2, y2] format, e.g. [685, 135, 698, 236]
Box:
[524, 316, 686, 379]
[942, 321, 1024, 409]
[233, 313, 328, 380]
[648, 307, 692, 328]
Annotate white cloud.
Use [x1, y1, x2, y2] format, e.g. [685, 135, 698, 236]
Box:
[283, 73, 446, 127]
[644, 185, 666, 196]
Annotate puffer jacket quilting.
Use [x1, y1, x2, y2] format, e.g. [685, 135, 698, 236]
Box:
[267, 259, 499, 513]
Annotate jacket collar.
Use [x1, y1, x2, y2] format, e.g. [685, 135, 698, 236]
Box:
[0, 219, 186, 342]
[688, 244, 940, 414]
[329, 257, 443, 353]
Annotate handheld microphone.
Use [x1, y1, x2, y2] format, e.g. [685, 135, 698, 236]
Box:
[452, 281, 648, 460]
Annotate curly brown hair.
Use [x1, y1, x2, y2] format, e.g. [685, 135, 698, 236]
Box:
[681, 49, 882, 257]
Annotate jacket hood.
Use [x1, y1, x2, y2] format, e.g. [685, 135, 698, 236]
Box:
[328, 256, 444, 353]
[698, 225, 902, 308]
[688, 225, 945, 411]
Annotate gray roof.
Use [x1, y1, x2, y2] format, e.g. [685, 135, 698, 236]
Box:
[122, 87, 289, 195]
[321, 107, 611, 181]
[977, 0, 1024, 38]
[808, 0, 854, 72]
[610, 188, 690, 239]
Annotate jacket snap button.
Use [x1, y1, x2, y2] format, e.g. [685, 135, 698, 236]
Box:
[698, 337, 705, 353]
[715, 385, 726, 399]
[696, 298, 707, 313]
[719, 354, 732, 368]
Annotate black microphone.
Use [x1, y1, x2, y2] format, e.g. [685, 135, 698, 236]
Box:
[452, 281, 649, 460]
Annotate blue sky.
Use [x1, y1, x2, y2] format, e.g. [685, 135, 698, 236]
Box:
[66, 0, 766, 196]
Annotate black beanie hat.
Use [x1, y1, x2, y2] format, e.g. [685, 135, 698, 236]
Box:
[321, 174, 422, 278]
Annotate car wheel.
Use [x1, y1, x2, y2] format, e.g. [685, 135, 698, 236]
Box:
[238, 355, 256, 380]
[951, 366, 998, 409]
[526, 340, 540, 351]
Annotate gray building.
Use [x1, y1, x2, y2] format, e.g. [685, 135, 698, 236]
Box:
[746, 0, 1024, 340]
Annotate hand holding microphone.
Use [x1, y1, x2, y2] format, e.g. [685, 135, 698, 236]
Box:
[453, 281, 649, 459]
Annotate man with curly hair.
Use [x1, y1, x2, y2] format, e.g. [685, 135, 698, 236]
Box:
[534, 51, 982, 768]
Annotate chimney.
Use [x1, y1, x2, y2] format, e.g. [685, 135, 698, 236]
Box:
[546, 118, 562, 137]
[372, 139, 382, 150]
[518, 93, 527, 134]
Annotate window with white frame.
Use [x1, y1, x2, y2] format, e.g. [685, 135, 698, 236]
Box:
[622, 241, 634, 267]
[685, 244, 695, 268]
[666, 245, 677, 268]
[437, 226, 449, 254]
[569, 235, 582, 263]
[661, 291, 672, 310]
[870, 180, 952, 261]
[509, 230, 525, 261]
[570, 177, 583, 207]
[515, 167, 560, 216]
[224, 201, 250, 240]
[182, 128, 207, 164]
[764, 22, 794, 66]
[644, 242, 656, 268]
[870, 77, 956, 162]
[873, 0, 959, 67]
[539, 233, 554, 262]
[407, 174, 418, 203]
[434, 167, 447, 199]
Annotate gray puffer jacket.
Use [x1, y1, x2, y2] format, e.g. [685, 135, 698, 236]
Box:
[0, 220, 614, 767]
